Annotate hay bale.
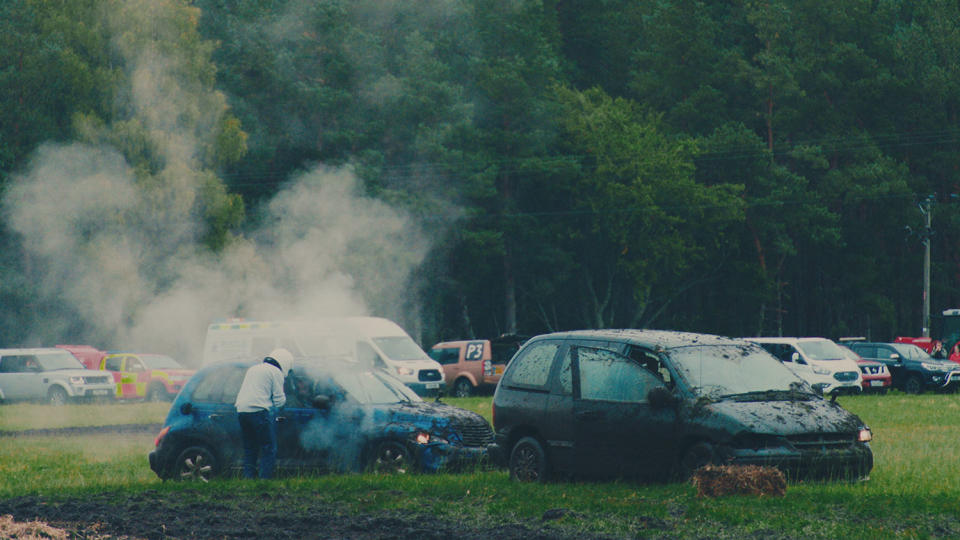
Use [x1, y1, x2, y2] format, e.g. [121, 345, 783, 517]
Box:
[691, 464, 786, 498]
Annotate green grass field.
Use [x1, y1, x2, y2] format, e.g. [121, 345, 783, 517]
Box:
[2, 394, 960, 538]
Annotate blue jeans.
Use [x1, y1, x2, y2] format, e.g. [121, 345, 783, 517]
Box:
[238, 409, 277, 479]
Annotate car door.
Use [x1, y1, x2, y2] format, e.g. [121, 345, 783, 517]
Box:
[275, 374, 331, 470]
[0, 355, 42, 400]
[572, 346, 677, 479]
[185, 364, 247, 463]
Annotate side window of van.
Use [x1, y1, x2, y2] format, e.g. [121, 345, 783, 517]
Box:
[576, 347, 659, 402]
[503, 341, 560, 388]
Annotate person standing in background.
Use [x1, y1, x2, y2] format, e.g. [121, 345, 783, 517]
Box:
[234, 348, 293, 479]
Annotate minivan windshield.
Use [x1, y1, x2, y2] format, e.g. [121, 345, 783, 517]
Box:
[668, 344, 812, 398]
[372, 336, 430, 361]
[796, 339, 847, 360]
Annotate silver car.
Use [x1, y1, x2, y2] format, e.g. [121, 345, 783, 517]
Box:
[0, 348, 115, 405]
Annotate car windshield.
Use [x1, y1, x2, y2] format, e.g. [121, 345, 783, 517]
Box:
[667, 344, 812, 398]
[372, 336, 430, 361]
[140, 355, 182, 369]
[331, 369, 423, 404]
[36, 351, 84, 370]
[890, 343, 931, 360]
[796, 340, 847, 360]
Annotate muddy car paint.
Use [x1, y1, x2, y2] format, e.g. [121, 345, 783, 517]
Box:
[149, 360, 494, 480]
[492, 330, 873, 482]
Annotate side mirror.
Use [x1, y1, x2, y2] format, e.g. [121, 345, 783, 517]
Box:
[312, 394, 332, 410]
[647, 386, 677, 409]
[179, 402, 193, 415]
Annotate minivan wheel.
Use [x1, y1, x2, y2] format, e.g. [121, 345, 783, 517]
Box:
[48, 387, 69, 406]
[454, 378, 473, 398]
[509, 436, 548, 483]
[903, 375, 924, 394]
[174, 446, 217, 482]
[680, 441, 716, 477]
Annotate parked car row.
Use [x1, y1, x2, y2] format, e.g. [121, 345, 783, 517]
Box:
[0, 346, 193, 405]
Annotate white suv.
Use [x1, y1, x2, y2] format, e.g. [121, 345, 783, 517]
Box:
[0, 348, 115, 405]
[745, 337, 863, 395]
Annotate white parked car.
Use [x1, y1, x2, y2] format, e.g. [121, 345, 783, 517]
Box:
[745, 337, 863, 395]
[0, 348, 115, 405]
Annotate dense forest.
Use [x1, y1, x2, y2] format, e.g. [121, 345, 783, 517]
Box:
[2, 0, 960, 360]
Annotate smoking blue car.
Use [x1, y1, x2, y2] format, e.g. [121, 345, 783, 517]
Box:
[149, 359, 494, 481]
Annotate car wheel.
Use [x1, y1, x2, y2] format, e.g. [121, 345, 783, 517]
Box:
[174, 446, 217, 482]
[509, 436, 548, 483]
[904, 375, 924, 394]
[680, 441, 716, 477]
[48, 387, 69, 406]
[370, 440, 412, 474]
[147, 384, 166, 402]
[454, 378, 473, 398]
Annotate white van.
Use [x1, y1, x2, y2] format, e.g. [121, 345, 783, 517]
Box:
[745, 337, 863, 395]
[202, 317, 445, 396]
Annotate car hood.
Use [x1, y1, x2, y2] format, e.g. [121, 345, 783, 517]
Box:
[695, 398, 864, 436]
[380, 401, 491, 443]
[48, 369, 110, 379]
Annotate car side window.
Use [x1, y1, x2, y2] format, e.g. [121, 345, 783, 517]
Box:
[193, 366, 247, 403]
[0, 357, 11, 373]
[105, 357, 123, 371]
[429, 348, 460, 365]
[464, 341, 485, 361]
[556, 348, 573, 396]
[128, 357, 145, 371]
[626, 346, 673, 387]
[575, 347, 661, 403]
[503, 341, 560, 388]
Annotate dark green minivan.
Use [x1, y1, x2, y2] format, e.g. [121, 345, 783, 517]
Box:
[492, 330, 873, 483]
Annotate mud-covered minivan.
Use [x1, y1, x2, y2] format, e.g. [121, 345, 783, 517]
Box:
[492, 330, 873, 482]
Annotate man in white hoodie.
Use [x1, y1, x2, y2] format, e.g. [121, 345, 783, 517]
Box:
[235, 348, 293, 479]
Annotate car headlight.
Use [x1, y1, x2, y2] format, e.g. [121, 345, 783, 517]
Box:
[396, 366, 415, 377]
[69, 376, 84, 385]
[411, 431, 447, 446]
[858, 427, 873, 443]
[812, 366, 830, 375]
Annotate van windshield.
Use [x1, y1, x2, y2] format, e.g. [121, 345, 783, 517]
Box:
[372, 337, 430, 361]
[667, 344, 812, 398]
[796, 340, 847, 360]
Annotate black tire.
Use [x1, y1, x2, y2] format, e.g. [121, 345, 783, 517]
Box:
[509, 436, 548, 483]
[903, 375, 924, 394]
[173, 446, 218, 482]
[453, 378, 473, 398]
[48, 386, 69, 406]
[369, 440, 412, 473]
[680, 441, 716, 477]
[146, 384, 166, 402]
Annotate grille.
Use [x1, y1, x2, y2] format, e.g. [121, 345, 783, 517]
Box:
[787, 432, 854, 451]
[833, 371, 858, 382]
[83, 375, 111, 384]
[418, 369, 442, 382]
[452, 419, 494, 447]
[860, 365, 882, 375]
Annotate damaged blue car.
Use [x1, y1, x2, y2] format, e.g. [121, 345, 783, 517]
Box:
[149, 359, 494, 481]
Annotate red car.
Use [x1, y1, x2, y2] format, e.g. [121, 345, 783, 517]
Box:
[839, 344, 891, 393]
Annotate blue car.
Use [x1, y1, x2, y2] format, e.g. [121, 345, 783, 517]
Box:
[149, 359, 494, 481]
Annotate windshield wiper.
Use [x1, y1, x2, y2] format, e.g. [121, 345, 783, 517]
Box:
[719, 389, 816, 402]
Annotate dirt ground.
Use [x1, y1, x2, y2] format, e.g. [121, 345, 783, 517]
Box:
[0, 490, 606, 539]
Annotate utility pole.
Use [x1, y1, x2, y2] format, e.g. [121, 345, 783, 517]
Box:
[920, 195, 934, 337]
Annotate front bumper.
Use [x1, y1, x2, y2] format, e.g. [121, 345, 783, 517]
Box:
[415, 442, 496, 472]
[720, 442, 873, 481]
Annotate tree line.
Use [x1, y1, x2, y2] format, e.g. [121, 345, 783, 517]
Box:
[2, 0, 959, 348]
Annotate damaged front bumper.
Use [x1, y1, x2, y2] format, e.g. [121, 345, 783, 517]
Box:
[414, 441, 497, 472]
[718, 440, 873, 481]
